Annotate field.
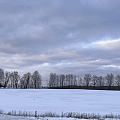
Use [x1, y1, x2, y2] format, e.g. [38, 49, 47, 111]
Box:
[0, 89, 120, 119]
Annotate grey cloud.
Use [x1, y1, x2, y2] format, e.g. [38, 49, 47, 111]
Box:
[0, 0, 120, 75]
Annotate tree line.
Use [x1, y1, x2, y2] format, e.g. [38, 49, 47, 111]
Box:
[48, 73, 120, 88]
[0, 68, 120, 89]
[0, 68, 42, 88]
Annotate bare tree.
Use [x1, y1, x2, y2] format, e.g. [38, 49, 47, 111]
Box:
[97, 76, 104, 86]
[7, 72, 20, 88]
[92, 75, 98, 87]
[0, 68, 4, 87]
[60, 74, 65, 87]
[84, 74, 91, 87]
[115, 75, 120, 87]
[78, 77, 83, 86]
[49, 73, 57, 87]
[105, 73, 114, 87]
[32, 71, 42, 89]
[4, 72, 10, 88]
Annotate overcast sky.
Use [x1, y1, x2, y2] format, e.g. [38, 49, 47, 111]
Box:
[0, 0, 120, 77]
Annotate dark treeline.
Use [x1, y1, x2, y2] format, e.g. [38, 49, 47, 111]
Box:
[0, 68, 120, 90]
[48, 73, 120, 90]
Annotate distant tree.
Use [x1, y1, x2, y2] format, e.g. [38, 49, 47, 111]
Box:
[84, 74, 91, 87]
[56, 75, 60, 87]
[32, 71, 42, 89]
[49, 73, 57, 87]
[0, 68, 4, 87]
[92, 75, 98, 86]
[8, 71, 20, 88]
[13, 71, 20, 88]
[69, 74, 74, 86]
[97, 76, 104, 86]
[21, 73, 33, 89]
[20, 76, 27, 89]
[78, 77, 83, 86]
[26, 73, 33, 88]
[115, 75, 120, 87]
[66, 74, 70, 86]
[105, 73, 114, 87]
[60, 74, 65, 87]
[73, 75, 77, 86]
[4, 72, 10, 88]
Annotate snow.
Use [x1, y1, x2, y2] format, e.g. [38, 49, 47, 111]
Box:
[0, 115, 119, 120]
[0, 115, 80, 120]
[0, 89, 120, 114]
[0, 115, 35, 120]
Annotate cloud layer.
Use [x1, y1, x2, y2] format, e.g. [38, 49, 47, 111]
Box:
[0, 0, 120, 77]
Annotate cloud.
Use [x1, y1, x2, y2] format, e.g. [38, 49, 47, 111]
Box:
[101, 65, 120, 69]
[0, 0, 120, 77]
[92, 39, 120, 50]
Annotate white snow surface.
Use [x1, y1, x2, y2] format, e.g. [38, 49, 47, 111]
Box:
[0, 115, 80, 120]
[0, 89, 120, 114]
[0, 115, 119, 120]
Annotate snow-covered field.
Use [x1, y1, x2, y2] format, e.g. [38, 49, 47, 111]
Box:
[0, 115, 80, 120]
[0, 89, 120, 114]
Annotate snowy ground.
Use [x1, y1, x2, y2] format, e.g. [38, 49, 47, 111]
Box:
[0, 89, 120, 115]
[0, 115, 35, 120]
[0, 115, 80, 120]
[0, 115, 120, 120]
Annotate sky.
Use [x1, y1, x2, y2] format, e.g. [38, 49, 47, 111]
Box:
[0, 0, 120, 77]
